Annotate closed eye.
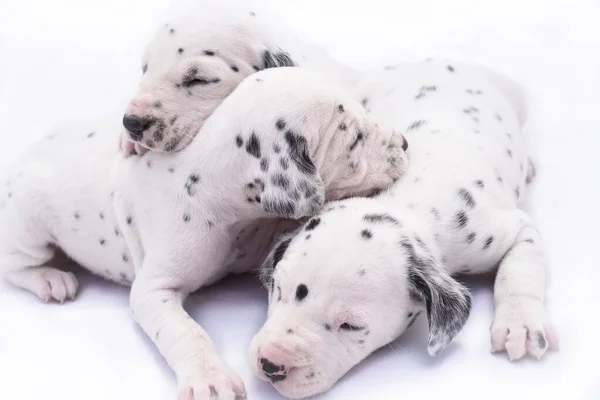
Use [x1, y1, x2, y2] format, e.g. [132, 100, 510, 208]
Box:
[182, 76, 221, 87]
[339, 322, 364, 331]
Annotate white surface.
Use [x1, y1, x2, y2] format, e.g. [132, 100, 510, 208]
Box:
[1, 0, 599, 399]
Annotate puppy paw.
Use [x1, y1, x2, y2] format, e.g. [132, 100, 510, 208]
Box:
[382, 132, 409, 183]
[7, 267, 78, 303]
[490, 299, 558, 361]
[178, 360, 246, 400]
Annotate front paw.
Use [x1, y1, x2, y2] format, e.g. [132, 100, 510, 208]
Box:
[178, 360, 246, 400]
[491, 300, 559, 361]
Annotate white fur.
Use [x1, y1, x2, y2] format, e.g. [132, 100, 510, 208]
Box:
[0, 67, 407, 399]
[250, 59, 559, 399]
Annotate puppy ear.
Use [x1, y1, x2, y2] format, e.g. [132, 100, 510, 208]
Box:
[263, 49, 297, 68]
[261, 130, 325, 219]
[259, 232, 296, 293]
[401, 239, 472, 356]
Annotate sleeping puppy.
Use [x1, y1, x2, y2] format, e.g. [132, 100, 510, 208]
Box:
[0, 68, 408, 399]
[119, 0, 360, 155]
[250, 59, 559, 399]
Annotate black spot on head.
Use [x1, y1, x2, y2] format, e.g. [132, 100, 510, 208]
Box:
[74, 212, 80, 220]
[305, 218, 321, 231]
[246, 133, 261, 158]
[515, 186, 521, 198]
[177, 48, 184, 54]
[338, 104, 345, 113]
[497, 175, 504, 184]
[447, 65, 455, 72]
[338, 122, 347, 131]
[349, 130, 365, 151]
[361, 229, 373, 239]
[361, 97, 369, 107]
[363, 213, 400, 226]
[142, 63, 148, 73]
[99, 238, 106, 246]
[99, 212, 104, 220]
[183, 213, 191, 222]
[525, 238, 535, 244]
[168, 167, 175, 173]
[203, 49, 215, 56]
[474, 180, 484, 189]
[458, 188, 476, 208]
[126, 216, 133, 225]
[169, 28, 175, 34]
[466, 232, 476, 244]
[506, 148, 513, 158]
[87, 131, 95, 138]
[324, 323, 332, 331]
[287, 329, 293, 335]
[276, 119, 286, 131]
[482, 236, 494, 249]
[235, 135, 243, 147]
[454, 211, 468, 228]
[122, 254, 129, 262]
[305, 234, 311, 240]
[295, 284, 308, 301]
[407, 312, 414, 318]
[359, 269, 366, 276]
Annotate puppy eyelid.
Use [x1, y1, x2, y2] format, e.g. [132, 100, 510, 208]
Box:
[339, 322, 364, 331]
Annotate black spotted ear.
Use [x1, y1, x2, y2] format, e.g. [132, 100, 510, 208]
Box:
[261, 130, 325, 219]
[259, 232, 296, 293]
[263, 49, 297, 69]
[401, 239, 472, 356]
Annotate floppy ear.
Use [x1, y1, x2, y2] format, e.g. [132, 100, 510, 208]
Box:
[260, 129, 325, 219]
[401, 239, 472, 356]
[259, 232, 295, 294]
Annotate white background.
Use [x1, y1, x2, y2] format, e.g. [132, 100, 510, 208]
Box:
[1, 0, 599, 399]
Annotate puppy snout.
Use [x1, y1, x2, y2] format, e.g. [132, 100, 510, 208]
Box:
[122, 114, 150, 140]
[260, 358, 288, 380]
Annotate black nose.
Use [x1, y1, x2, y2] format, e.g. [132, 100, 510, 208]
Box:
[260, 358, 287, 382]
[402, 137, 409, 151]
[122, 114, 148, 140]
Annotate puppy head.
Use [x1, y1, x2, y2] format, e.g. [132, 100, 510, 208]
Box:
[249, 198, 471, 398]
[121, 3, 296, 154]
[208, 67, 408, 220]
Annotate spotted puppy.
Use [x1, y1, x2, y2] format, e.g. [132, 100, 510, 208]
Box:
[119, 0, 359, 155]
[0, 68, 408, 399]
[250, 59, 558, 399]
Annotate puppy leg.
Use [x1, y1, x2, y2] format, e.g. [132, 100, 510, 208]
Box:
[490, 224, 558, 360]
[130, 252, 246, 400]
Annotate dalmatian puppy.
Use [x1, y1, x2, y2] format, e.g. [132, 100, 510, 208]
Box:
[250, 59, 559, 399]
[0, 67, 408, 399]
[119, 0, 360, 156]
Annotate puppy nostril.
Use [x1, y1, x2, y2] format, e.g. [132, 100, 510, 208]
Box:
[402, 138, 409, 151]
[123, 114, 148, 139]
[260, 358, 282, 375]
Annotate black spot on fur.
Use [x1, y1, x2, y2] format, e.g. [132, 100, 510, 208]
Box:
[361, 97, 369, 107]
[185, 174, 200, 196]
[287, 329, 293, 334]
[305, 234, 311, 240]
[305, 218, 321, 231]
[164, 137, 180, 151]
[338, 104, 345, 113]
[474, 180, 484, 189]
[260, 158, 269, 172]
[295, 284, 309, 301]
[263, 49, 296, 68]
[87, 132, 95, 138]
[178, 48, 184, 54]
[271, 173, 290, 189]
[364, 213, 400, 225]
[246, 133, 261, 158]
[253, 65, 260, 71]
[122, 254, 129, 262]
[407, 120, 426, 131]
[506, 148, 513, 158]
[454, 211, 468, 228]
[279, 157, 289, 170]
[142, 64, 148, 73]
[235, 135, 243, 147]
[99, 212, 104, 220]
[99, 238, 106, 246]
[203, 49, 215, 56]
[169, 28, 175, 34]
[431, 208, 441, 220]
[525, 238, 535, 244]
[447, 65, 455, 72]
[230, 65, 239, 72]
[515, 186, 521, 198]
[152, 101, 162, 109]
[535, 331, 547, 349]
[338, 122, 347, 131]
[74, 212, 80, 220]
[466, 232, 476, 244]
[361, 229, 373, 239]
[482, 236, 494, 249]
[349, 130, 365, 151]
[458, 188, 476, 208]
[126, 216, 133, 225]
[324, 323, 332, 331]
[276, 119, 286, 131]
[183, 213, 191, 222]
[284, 130, 316, 175]
[273, 144, 281, 153]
